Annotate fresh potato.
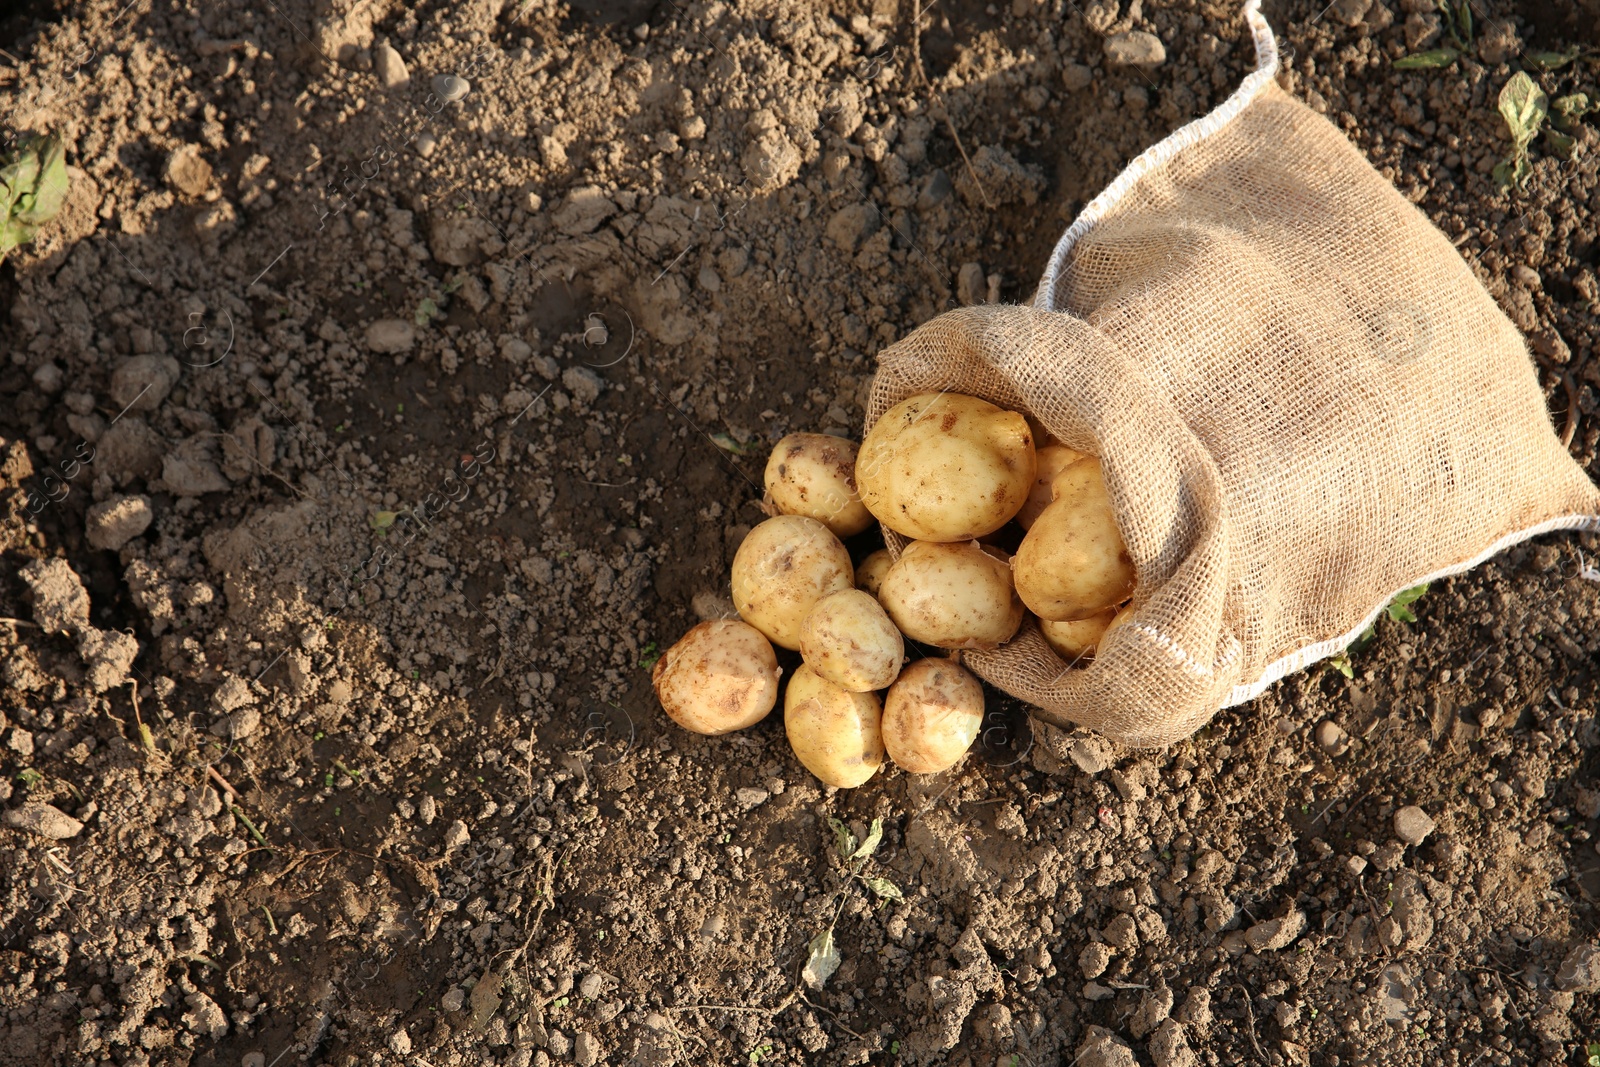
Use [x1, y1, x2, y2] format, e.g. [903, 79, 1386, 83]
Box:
[855, 549, 892, 597]
[1013, 458, 1135, 621]
[1039, 607, 1117, 662]
[1016, 442, 1088, 529]
[764, 433, 874, 538]
[652, 620, 782, 735]
[881, 658, 985, 774]
[731, 515, 855, 650]
[877, 540, 1024, 649]
[785, 664, 885, 788]
[856, 393, 1036, 542]
[799, 589, 904, 692]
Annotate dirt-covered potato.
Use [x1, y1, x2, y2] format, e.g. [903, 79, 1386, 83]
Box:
[856, 393, 1036, 542]
[881, 658, 985, 773]
[877, 540, 1024, 649]
[1039, 607, 1118, 663]
[799, 589, 904, 692]
[1014, 458, 1136, 621]
[855, 549, 892, 597]
[652, 620, 782, 735]
[731, 515, 855, 650]
[1016, 442, 1088, 529]
[763, 433, 874, 538]
[784, 664, 885, 788]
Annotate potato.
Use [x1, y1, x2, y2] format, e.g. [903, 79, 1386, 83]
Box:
[731, 515, 855, 650]
[1013, 458, 1136, 621]
[882, 658, 985, 774]
[1039, 607, 1118, 663]
[856, 393, 1036, 542]
[784, 664, 885, 788]
[855, 549, 892, 597]
[799, 589, 904, 692]
[764, 433, 874, 538]
[1016, 442, 1089, 530]
[652, 620, 782, 735]
[877, 540, 1024, 649]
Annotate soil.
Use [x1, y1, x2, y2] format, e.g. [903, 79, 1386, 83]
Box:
[2, 0, 1599, 1065]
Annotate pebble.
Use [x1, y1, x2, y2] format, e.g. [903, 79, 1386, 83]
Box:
[444, 819, 471, 851]
[375, 43, 408, 89]
[366, 319, 417, 354]
[735, 787, 770, 810]
[212, 675, 255, 712]
[574, 1033, 600, 1067]
[1393, 805, 1435, 846]
[1061, 62, 1093, 91]
[1315, 719, 1349, 755]
[1512, 264, 1542, 289]
[1344, 854, 1368, 877]
[957, 262, 986, 306]
[164, 144, 213, 198]
[561, 366, 603, 405]
[415, 133, 438, 158]
[388, 1029, 412, 1055]
[242, 1054, 266, 1067]
[31, 362, 63, 393]
[1149, 1019, 1197, 1067]
[1078, 941, 1113, 979]
[1068, 736, 1111, 775]
[1555, 942, 1600, 993]
[432, 74, 470, 102]
[86, 494, 154, 551]
[1081, 981, 1116, 1002]
[1245, 908, 1306, 952]
[1075, 1025, 1136, 1066]
[3, 802, 85, 840]
[110, 354, 180, 413]
[441, 987, 466, 1012]
[1104, 31, 1167, 68]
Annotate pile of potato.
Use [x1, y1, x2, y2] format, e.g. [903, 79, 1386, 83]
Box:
[651, 392, 1137, 788]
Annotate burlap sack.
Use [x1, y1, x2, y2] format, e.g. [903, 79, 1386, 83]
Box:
[867, 0, 1600, 747]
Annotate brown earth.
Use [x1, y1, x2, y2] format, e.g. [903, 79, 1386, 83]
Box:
[1, 0, 1598, 1064]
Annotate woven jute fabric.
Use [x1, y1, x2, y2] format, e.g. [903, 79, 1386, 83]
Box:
[866, 2, 1600, 747]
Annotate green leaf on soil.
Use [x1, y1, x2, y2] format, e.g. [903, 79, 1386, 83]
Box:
[1499, 72, 1548, 147]
[1526, 48, 1581, 71]
[1492, 152, 1533, 191]
[638, 641, 661, 671]
[369, 510, 398, 531]
[1553, 93, 1594, 131]
[1327, 651, 1354, 679]
[1385, 583, 1430, 623]
[414, 297, 440, 327]
[1545, 128, 1578, 158]
[827, 816, 856, 859]
[0, 132, 70, 261]
[851, 817, 884, 860]
[863, 876, 903, 901]
[801, 927, 841, 990]
[1394, 49, 1459, 70]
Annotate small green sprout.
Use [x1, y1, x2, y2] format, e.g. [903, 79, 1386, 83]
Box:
[638, 642, 661, 671]
[0, 132, 69, 263]
[1494, 72, 1547, 190]
[17, 768, 44, 788]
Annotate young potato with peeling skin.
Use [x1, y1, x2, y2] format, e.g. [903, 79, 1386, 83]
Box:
[799, 589, 904, 692]
[877, 540, 1024, 649]
[1039, 607, 1118, 663]
[763, 433, 874, 538]
[1014, 457, 1136, 621]
[856, 393, 1036, 542]
[652, 620, 782, 735]
[882, 658, 985, 773]
[784, 664, 885, 788]
[731, 515, 855, 650]
[854, 549, 892, 598]
[1016, 442, 1089, 530]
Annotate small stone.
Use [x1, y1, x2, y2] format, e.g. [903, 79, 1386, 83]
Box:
[419, 794, 438, 825]
[86, 495, 154, 551]
[366, 319, 417, 354]
[957, 262, 986, 306]
[3, 802, 85, 840]
[1403, 10, 1441, 50]
[1068, 736, 1112, 775]
[211, 706, 262, 740]
[1082, 981, 1116, 1002]
[1315, 719, 1349, 755]
[1555, 943, 1600, 993]
[1074, 1025, 1137, 1067]
[110, 354, 181, 413]
[579, 973, 607, 999]
[31, 362, 63, 393]
[1393, 805, 1435, 846]
[735, 787, 770, 810]
[1512, 264, 1542, 290]
[1329, 0, 1372, 25]
[212, 675, 254, 712]
[242, 1053, 267, 1067]
[161, 437, 230, 496]
[444, 819, 470, 851]
[1104, 31, 1167, 69]
[1078, 941, 1113, 979]
[1148, 1019, 1197, 1067]
[20, 558, 91, 634]
[1130, 984, 1173, 1038]
[573, 1032, 600, 1067]
[164, 144, 213, 198]
[561, 366, 603, 405]
[183, 991, 228, 1039]
[415, 133, 437, 158]
[375, 43, 409, 88]
[551, 186, 617, 236]
[442, 987, 466, 1012]
[1477, 18, 1520, 65]
[1345, 854, 1369, 877]
[432, 74, 470, 102]
[388, 1029, 412, 1055]
[1245, 908, 1307, 952]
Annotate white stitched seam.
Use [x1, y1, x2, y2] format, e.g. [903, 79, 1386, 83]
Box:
[1033, 0, 1280, 313]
